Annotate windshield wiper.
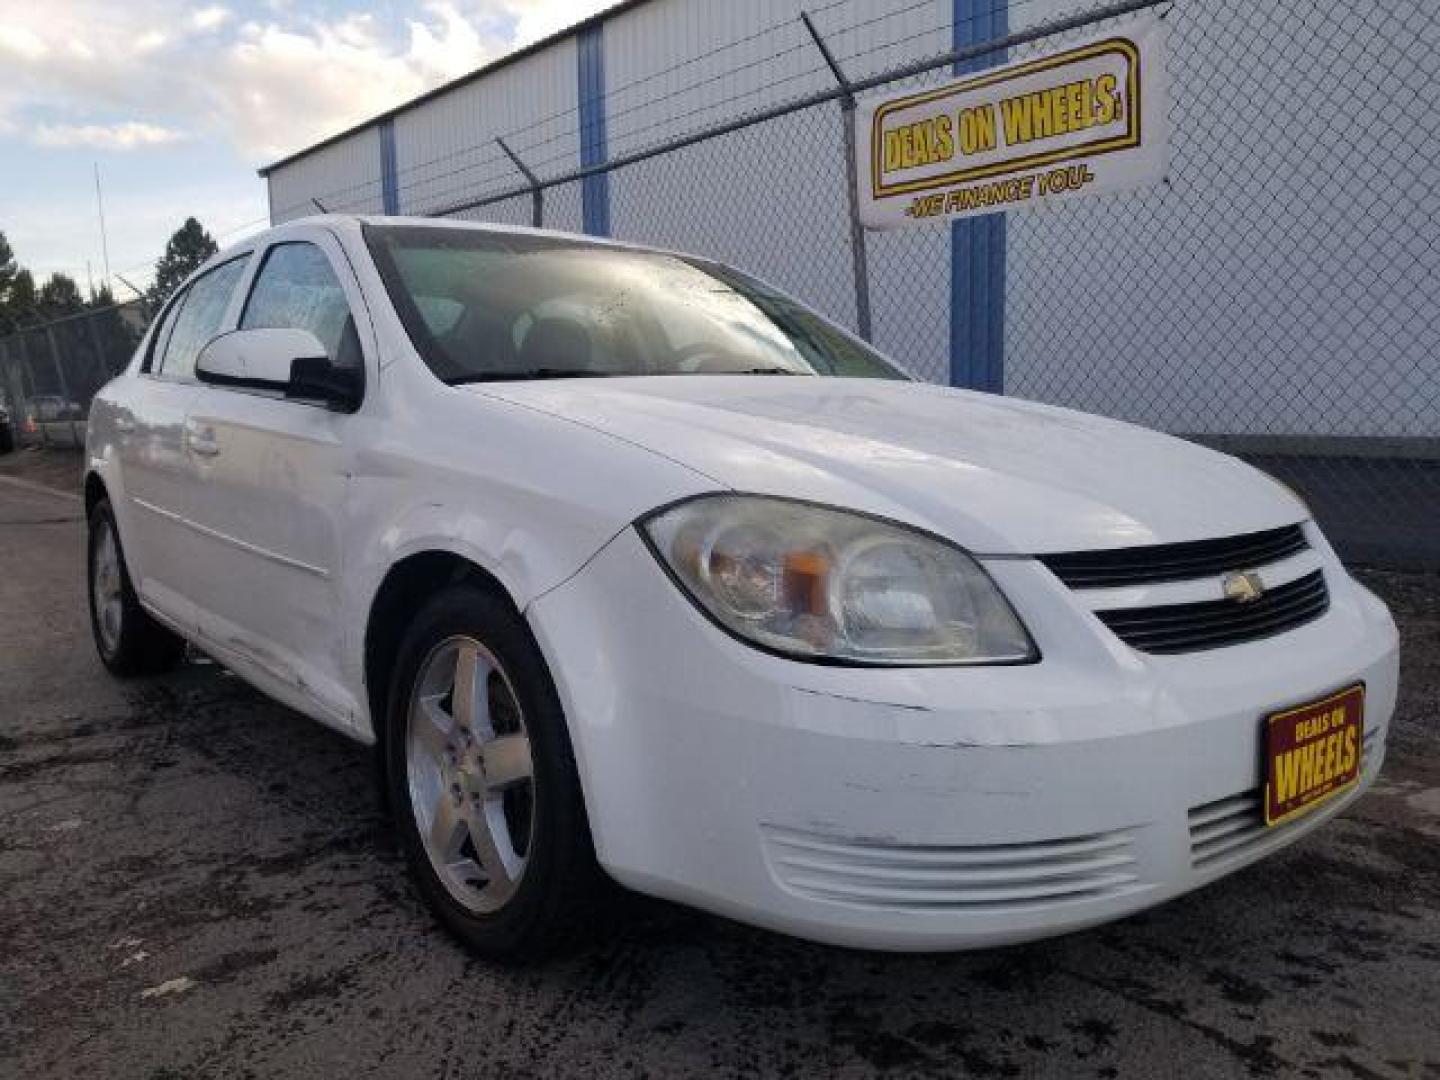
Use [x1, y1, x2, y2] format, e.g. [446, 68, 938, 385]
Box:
[729, 366, 810, 376]
[445, 368, 615, 384]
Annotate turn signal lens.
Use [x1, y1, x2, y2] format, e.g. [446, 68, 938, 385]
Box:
[641, 495, 1036, 665]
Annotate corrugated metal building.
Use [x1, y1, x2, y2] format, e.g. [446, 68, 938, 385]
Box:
[261, 0, 961, 392]
[259, 0, 1439, 445]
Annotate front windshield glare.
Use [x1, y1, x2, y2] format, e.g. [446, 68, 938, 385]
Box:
[364, 224, 908, 384]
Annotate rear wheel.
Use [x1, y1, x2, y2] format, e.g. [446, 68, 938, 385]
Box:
[386, 583, 603, 959]
[87, 498, 186, 676]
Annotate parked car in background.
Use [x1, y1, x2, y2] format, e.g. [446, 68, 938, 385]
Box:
[83, 216, 1398, 960]
[29, 394, 72, 422]
[24, 394, 86, 448]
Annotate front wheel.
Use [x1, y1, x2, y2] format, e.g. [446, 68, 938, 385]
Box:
[87, 498, 186, 676]
[385, 583, 604, 959]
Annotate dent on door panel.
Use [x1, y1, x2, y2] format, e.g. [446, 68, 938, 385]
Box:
[186, 400, 357, 728]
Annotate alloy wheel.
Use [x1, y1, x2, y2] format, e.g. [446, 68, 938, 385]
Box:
[406, 635, 536, 914]
[92, 520, 124, 656]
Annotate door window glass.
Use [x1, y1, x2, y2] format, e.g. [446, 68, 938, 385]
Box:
[144, 293, 185, 374]
[241, 242, 361, 370]
[156, 258, 249, 381]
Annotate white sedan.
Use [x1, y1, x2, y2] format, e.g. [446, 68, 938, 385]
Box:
[85, 216, 1398, 957]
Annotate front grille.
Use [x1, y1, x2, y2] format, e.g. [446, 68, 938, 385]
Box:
[762, 825, 1140, 912]
[1188, 731, 1378, 870]
[1041, 524, 1309, 589]
[1095, 569, 1328, 655]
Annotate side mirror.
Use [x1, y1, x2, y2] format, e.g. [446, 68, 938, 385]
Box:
[289, 355, 364, 413]
[196, 328, 362, 412]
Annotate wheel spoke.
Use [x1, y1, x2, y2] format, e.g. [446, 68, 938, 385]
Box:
[413, 693, 454, 758]
[429, 789, 466, 861]
[467, 799, 521, 895]
[480, 733, 532, 791]
[450, 640, 494, 739]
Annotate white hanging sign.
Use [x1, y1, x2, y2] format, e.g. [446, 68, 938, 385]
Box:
[856, 14, 1168, 229]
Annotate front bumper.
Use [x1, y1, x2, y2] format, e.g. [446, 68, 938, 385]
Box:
[527, 526, 1400, 951]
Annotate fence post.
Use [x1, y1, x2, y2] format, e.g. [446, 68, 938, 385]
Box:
[800, 11, 873, 343]
[496, 137, 544, 229]
[0, 338, 17, 448]
[85, 310, 111, 380]
[45, 326, 77, 448]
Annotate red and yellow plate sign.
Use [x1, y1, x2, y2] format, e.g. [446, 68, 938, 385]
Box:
[1264, 684, 1365, 827]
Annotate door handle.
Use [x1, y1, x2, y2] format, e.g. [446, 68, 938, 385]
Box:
[187, 428, 220, 457]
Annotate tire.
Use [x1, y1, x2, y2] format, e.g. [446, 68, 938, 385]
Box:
[385, 583, 604, 960]
[87, 498, 186, 677]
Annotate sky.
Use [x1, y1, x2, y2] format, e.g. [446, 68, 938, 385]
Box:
[0, 0, 611, 296]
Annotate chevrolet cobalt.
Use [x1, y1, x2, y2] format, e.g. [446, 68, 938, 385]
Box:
[84, 217, 1398, 957]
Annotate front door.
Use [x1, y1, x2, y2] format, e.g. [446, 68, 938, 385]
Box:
[184, 231, 373, 725]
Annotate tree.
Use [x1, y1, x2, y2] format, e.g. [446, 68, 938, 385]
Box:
[0, 231, 20, 334]
[151, 217, 218, 304]
[0, 230, 16, 302]
[3, 267, 38, 332]
[37, 273, 86, 321]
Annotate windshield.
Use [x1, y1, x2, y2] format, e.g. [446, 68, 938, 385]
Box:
[364, 224, 908, 384]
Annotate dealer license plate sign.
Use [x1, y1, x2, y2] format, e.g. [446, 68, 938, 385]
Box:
[1263, 684, 1365, 826]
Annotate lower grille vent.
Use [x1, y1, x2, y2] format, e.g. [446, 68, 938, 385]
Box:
[1188, 730, 1378, 869]
[762, 825, 1140, 912]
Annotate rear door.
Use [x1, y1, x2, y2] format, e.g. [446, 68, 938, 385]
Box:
[183, 229, 374, 725]
[117, 256, 249, 625]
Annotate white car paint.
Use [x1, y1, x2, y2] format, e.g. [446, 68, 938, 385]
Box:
[470, 377, 1310, 555]
[87, 215, 1398, 950]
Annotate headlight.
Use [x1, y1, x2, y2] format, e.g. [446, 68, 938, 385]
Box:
[640, 495, 1037, 666]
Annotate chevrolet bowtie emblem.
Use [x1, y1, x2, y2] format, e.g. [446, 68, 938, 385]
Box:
[1222, 571, 1266, 604]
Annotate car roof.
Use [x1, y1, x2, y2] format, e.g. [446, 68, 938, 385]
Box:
[181, 214, 731, 318]
[229, 214, 686, 263]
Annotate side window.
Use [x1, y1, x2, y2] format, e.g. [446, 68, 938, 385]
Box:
[156, 258, 249, 381]
[241, 242, 361, 370]
[144, 292, 186, 374]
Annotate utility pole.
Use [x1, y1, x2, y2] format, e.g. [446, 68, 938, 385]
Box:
[93, 163, 112, 286]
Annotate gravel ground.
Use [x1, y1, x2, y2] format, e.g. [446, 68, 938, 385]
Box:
[1, 455, 1438, 1079]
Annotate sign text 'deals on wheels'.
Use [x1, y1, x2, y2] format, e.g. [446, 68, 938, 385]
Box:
[857, 14, 1168, 230]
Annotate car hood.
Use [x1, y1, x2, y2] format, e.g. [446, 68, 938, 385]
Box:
[469, 377, 1306, 555]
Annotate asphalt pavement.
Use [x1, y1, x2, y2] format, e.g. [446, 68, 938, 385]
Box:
[2, 472, 1438, 1079]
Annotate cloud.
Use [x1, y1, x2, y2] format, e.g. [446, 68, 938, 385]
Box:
[33, 120, 187, 150]
[0, 24, 50, 61]
[0, 0, 614, 163]
[191, 6, 232, 32]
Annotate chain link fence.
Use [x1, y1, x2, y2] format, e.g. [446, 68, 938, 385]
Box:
[0, 300, 149, 449]
[425, 0, 1438, 567]
[6, 0, 1435, 566]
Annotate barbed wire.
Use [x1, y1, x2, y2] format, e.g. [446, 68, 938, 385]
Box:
[272, 0, 1037, 221]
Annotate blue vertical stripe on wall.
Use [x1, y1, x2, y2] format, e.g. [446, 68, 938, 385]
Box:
[949, 1, 1008, 392]
[379, 119, 399, 215]
[577, 24, 611, 237]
